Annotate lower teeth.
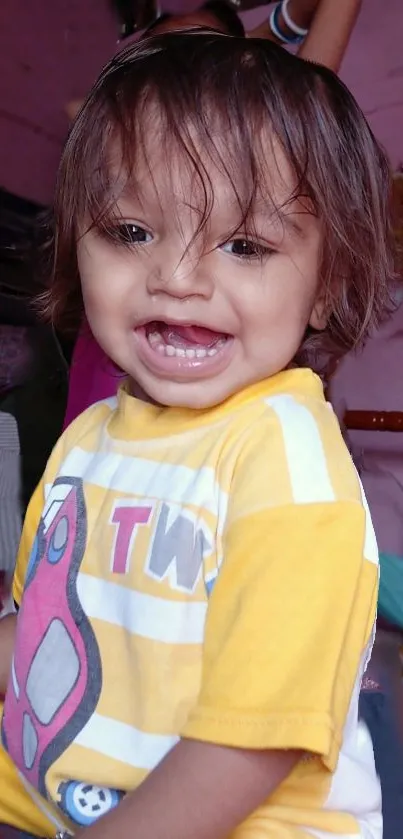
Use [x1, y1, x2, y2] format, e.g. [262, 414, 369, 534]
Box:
[147, 330, 226, 358]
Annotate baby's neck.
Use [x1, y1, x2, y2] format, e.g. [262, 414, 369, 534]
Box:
[128, 378, 161, 407]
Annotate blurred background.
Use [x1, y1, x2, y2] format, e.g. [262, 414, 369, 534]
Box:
[0, 0, 401, 206]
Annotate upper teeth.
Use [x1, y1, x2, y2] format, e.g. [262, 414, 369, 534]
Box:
[147, 330, 225, 358]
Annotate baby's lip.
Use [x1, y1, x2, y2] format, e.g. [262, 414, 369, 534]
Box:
[144, 320, 230, 349]
[138, 317, 229, 333]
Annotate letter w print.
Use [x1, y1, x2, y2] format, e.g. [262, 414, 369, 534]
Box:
[146, 502, 213, 594]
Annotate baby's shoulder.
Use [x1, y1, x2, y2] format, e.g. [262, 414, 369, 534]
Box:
[228, 386, 361, 510]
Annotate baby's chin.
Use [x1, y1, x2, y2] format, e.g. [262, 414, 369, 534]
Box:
[128, 376, 233, 411]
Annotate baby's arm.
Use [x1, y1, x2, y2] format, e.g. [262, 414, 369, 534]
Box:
[0, 613, 17, 695]
[76, 740, 299, 839]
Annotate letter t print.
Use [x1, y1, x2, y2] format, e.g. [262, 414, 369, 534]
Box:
[110, 501, 152, 574]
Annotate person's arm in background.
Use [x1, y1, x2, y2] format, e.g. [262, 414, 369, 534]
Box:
[0, 614, 17, 695]
[248, 0, 319, 40]
[298, 0, 361, 70]
[249, 0, 362, 73]
[67, 0, 361, 120]
[0, 410, 20, 694]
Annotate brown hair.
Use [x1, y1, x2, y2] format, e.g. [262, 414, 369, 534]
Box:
[43, 31, 395, 360]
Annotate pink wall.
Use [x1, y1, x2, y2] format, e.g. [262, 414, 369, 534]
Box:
[1, 0, 402, 205]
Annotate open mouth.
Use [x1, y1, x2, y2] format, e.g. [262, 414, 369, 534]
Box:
[134, 320, 233, 376]
[144, 321, 230, 358]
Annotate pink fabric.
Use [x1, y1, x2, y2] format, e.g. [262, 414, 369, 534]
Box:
[63, 329, 122, 428]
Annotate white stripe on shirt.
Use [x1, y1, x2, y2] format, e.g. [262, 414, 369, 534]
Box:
[357, 477, 379, 566]
[75, 712, 178, 770]
[77, 573, 207, 644]
[265, 395, 335, 504]
[53, 448, 228, 518]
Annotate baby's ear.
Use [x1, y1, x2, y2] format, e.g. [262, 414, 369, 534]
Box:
[309, 298, 327, 331]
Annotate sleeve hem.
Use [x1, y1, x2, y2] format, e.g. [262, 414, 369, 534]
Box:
[181, 707, 341, 772]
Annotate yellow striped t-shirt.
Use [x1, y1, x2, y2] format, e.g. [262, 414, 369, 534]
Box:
[0, 369, 381, 838]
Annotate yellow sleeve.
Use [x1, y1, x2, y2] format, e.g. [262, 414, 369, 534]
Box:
[183, 502, 377, 770]
[182, 405, 378, 771]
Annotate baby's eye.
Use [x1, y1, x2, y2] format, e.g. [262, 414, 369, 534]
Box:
[115, 224, 153, 245]
[221, 239, 273, 259]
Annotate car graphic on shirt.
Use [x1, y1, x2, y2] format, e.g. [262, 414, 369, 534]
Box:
[1, 478, 103, 806]
[58, 780, 123, 826]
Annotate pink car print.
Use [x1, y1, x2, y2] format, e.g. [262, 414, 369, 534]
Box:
[2, 477, 102, 802]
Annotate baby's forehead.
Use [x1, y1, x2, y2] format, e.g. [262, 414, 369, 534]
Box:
[107, 122, 298, 212]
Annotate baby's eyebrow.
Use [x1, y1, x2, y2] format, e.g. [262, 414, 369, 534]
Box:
[229, 191, 313, 240]
[261, 199, 314, 238]
[112, 178, 313, 242]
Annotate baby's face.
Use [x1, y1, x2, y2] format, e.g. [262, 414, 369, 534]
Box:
[78, 134, 323, 409]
